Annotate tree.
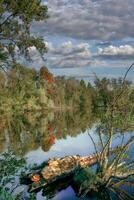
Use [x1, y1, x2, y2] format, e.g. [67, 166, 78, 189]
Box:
[40, 66, 55, 84]
[78, 66, 134, 199]
[0, 0, 48, 69]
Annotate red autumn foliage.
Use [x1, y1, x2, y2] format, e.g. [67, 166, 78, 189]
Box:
[31, 174, 41, 182]
[40, 66, 55, 84]
[42, 138, 52, 152]
[49, 135, 55, 144]
[47, 124, 54, 132]
[47, 77, 55, 84]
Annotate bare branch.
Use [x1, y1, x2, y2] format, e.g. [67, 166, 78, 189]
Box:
[0, 13, 16, 28]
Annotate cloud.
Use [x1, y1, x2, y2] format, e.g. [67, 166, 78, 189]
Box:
[26, 42, 134, 69]
[26, 0, 134, 73]
[46, 41, 92, 68]
[32, 0, 134, 41]
[46, 41, 91, 56]
[18, 41, 92, 69]
[97, 45, 134, 59]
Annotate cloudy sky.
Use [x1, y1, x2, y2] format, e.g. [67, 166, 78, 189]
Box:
[30, 0, 134, 81]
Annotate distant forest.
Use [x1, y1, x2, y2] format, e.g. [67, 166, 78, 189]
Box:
[0, 64, 134, 115]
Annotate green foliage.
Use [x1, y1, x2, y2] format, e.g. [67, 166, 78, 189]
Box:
[0, 0, 48, 65]
[0, 152, 26, 200]
[0, 151, 38, 199]
[69, 76, 134, 199]
[0, 152, 26, 186]
[93, 77, 134, 132]
[0, 65, 94, 113]
[0, 74, 133, 199]
[0, 48, 8, 63]
[0, 0, 49, 113]
[74, 167, 100, 197]
[0, 188, 15, 200]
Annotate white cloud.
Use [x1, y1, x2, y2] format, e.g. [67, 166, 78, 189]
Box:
[98, 45, 134, 58]
[46, 41, 92, 68]
[61, 41, 73, 49]
[45, 42, 54, 51]
[27, 0, 134, 71]
[25, 43, 134, 69]
[47, 41, 91, 56]
[19, 41, 92, 68]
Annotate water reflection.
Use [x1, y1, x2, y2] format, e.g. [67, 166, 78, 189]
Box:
[26, 130, 97, 165]
[0, 111, 95, 155]
[0, 110, 134, 200]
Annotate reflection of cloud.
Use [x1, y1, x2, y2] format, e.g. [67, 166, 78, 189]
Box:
[32, 0, 134, 41]
[98, 45, 134, 59]
[26, 130, 98, 164]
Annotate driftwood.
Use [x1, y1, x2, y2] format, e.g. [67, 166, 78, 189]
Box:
[22, 146, 125, 192]
[23, 154, 98, 192]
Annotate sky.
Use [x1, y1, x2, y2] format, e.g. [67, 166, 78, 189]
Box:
[28, 0, 134, 81]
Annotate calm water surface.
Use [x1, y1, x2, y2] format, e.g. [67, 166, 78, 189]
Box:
[0, 112, 134, 199]
[26, 130, 134, 200]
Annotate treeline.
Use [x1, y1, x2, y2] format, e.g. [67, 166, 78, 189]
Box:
[0, 64, 54, 113]
[0, 64, 134, 154]
[91, 77, 134, 120]
[0, 64, 134, 116]
[0, 64, 92, 114]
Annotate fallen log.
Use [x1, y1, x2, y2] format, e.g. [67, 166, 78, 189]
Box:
[22, 146, 125, 192]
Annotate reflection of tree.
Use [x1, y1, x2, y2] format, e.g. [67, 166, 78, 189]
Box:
[41, 135, 55, 152]
[0, 110, 96, 155]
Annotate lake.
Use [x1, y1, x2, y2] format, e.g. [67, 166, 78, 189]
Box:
[0, 111, 134, 199]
